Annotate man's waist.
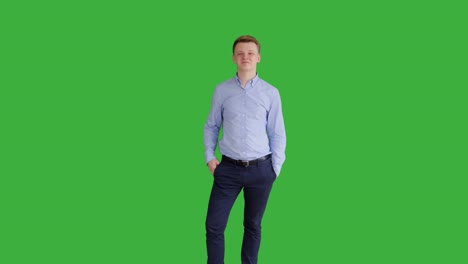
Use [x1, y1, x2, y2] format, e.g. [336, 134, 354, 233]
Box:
[221, 154, 271, 167]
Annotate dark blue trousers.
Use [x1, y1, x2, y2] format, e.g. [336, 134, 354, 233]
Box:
[205, 156, 276, 264]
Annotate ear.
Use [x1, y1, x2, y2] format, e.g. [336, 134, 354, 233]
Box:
[257, 54, 261, 63]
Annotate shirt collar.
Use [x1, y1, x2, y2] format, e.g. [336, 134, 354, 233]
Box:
[235, 73, 260, 88]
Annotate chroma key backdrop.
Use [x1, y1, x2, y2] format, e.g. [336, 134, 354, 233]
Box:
[1, 0, 466, 263]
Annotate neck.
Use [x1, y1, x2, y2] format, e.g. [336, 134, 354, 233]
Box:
[237, 70, 257, 88]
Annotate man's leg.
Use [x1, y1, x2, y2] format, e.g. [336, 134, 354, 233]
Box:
[206, 162, 242, 264]
[241, 160, 276, 264]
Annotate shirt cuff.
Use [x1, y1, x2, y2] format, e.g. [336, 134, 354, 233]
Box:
[273, 165, 281, 177]
[205, 152, 216, 164]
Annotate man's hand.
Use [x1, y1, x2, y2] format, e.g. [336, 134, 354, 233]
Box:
[207, 158, 220, 176]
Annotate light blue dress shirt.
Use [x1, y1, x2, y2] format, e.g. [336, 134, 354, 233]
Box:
[204, 74, 286, 176]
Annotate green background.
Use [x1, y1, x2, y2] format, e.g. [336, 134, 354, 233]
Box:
[1, 0, 466, 263]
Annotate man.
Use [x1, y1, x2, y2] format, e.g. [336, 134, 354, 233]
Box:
[203, 35, 286, 264]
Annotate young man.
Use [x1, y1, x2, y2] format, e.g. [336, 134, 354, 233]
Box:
[203, 35, 286, 264]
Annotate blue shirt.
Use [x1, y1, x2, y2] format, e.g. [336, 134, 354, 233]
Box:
[204, 74, 286, 176]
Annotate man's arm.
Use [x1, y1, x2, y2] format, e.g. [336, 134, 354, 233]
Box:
[203, 87, 222, 174]
[266, 89, 286, 177]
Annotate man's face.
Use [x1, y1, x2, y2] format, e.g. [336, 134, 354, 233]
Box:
[232, 42, 261, 72]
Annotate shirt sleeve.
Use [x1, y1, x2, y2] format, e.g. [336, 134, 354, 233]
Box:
[203, 87, 222, 164]
[266, 88, 286, 176]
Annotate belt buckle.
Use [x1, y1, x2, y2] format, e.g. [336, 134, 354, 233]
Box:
[242, 160, 250, 167]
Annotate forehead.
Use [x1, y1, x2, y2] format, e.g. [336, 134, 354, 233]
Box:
[234, 42, 259, 52]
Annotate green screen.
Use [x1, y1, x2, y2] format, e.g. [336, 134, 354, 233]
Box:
[1, 0, 466, 263]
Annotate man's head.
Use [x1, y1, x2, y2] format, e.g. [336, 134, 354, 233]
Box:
[232, 35, 261, 72]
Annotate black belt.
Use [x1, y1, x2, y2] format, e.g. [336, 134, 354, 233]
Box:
[222, 154, 271, 167]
